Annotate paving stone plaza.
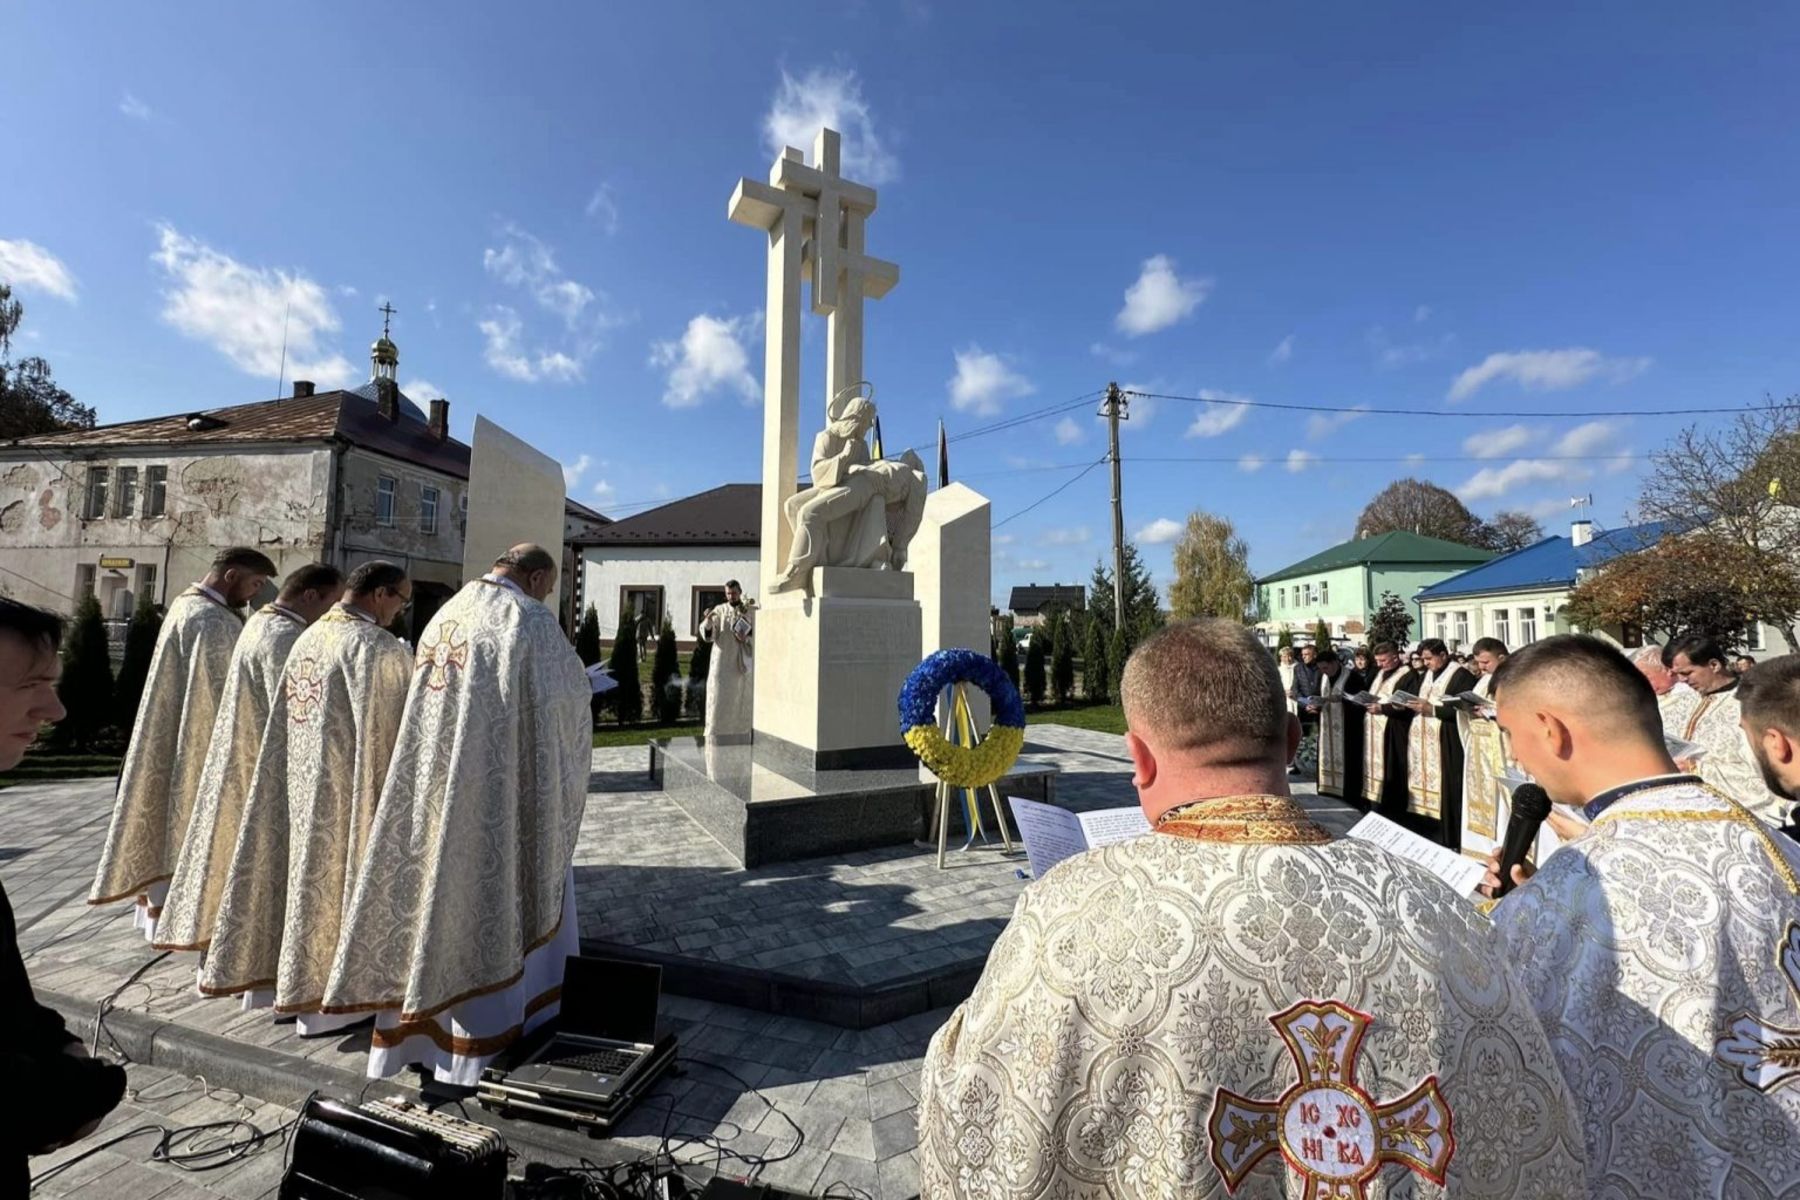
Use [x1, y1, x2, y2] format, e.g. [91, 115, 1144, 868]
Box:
[14, 725, 1351, 1198]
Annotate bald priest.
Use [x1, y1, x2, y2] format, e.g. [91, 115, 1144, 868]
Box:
[89, 547, 276, 940]
[917, 619, 1584, 1199]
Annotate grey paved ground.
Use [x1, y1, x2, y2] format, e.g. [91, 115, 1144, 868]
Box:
[9, 723, 1345, 1198]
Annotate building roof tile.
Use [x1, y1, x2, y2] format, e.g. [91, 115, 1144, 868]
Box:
[575, 484, 759, 547]
[1008, 584, 1086, 614]
[1414, 520, 1674, 600]
[1257, 531, 1493, 585]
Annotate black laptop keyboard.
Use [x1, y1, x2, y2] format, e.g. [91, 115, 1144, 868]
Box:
[550, 1046, 641, 1076]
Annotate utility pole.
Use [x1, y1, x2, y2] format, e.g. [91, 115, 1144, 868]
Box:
[1103, 382, 1128, 629]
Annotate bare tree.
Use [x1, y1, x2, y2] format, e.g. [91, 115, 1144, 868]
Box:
[1169, 511, 1254, 622]
[1480, 511, 1546, 553]
[1355, 478, 1486, 546]
[1636, 397, 1800, 644]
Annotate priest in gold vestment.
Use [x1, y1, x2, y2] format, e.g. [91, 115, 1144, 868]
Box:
[1668, 632, 1790, 825]
[1310, 648, 1364, 801]
[1456, 638, 1511, 858]
[153, 564, 344, 954]
[89, 547, 277, 940]
[1400, 638, 1476, 846]
[918, 619, 1584, 1199]
[1358, 641, 1419, 816]
[198, 563, 412, 1032]
[323, 546, 591, 1083]
[1487, 635, 1800, 1198]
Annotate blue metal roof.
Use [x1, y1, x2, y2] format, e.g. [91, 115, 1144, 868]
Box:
[1415, 520, 1673, 600]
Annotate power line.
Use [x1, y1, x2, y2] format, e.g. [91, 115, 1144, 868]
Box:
[993, 454, 1109, 529]
[902, 390, 1105, 455]
[1127, 390, 1768, 420]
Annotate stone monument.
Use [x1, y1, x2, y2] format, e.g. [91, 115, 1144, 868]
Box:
[461, 415, 565, 582]
[729, 129, 924, 771]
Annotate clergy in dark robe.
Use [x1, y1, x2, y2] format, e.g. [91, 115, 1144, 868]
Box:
[1359, 640, 1420, 818]
[1311, 648, 1367, 803]
[1401, 637, 1478, 846]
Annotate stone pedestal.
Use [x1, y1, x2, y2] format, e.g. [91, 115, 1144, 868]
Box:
[752, 566, 920, 771]
[913, 483, 993, 730]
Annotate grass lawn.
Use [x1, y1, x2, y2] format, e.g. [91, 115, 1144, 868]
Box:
[1026, 704, 1126, 735]
[0, 751, 123, 789]
[591, 722, 703, 749]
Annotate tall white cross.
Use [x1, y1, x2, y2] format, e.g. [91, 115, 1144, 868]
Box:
[728, 128, 898, 591]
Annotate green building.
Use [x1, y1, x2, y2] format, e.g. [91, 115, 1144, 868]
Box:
[1254, 531, 1494, 646]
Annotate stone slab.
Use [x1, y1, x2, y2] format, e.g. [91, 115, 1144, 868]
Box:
[810, 566, 916, 600]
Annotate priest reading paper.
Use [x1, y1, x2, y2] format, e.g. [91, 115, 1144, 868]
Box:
[698, 578, 754, 741]
[1401, 637, 1476, 846]
[1359, 640, 1419, 816]
[154, 563, 344, 954]
[1311, 647, 1365, 801]
[89, 547, 276, 940]
[322, 545, 590, 1083]
[1668, 632, 1789, 825]
[917, 619, 1584, 1199]
[198, 563, 412, 1033]
[1484, 635, 1800, 1198]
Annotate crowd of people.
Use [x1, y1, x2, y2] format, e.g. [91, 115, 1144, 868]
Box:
[919, 620, 1800, 1197]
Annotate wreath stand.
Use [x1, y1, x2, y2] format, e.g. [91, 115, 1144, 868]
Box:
[922, 682, 1015, 870]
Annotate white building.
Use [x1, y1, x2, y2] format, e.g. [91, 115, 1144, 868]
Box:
[575, 484, 758, 648]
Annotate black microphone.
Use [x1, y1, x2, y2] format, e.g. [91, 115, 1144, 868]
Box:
[1495, 783, 1553, 898]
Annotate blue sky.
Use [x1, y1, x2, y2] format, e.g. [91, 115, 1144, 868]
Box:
[4, 3, 1798, 603]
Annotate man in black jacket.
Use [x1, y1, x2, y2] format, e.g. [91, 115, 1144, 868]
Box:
[0, 598, 127, 1192]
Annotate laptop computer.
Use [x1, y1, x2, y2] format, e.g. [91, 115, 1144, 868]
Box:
[501, 956, 665, 1104]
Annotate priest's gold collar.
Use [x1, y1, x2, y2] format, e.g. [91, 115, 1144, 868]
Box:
[1154, 794, 1332, 846]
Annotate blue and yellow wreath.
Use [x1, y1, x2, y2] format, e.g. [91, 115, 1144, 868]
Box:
[899, 649, 1026, 789]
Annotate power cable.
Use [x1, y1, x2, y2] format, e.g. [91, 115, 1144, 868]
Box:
[994, 455, 1110, 529]
[1127, 389, 1775, 420]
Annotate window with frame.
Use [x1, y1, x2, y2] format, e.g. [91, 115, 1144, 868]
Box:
[134, 563, 158, 605]
[1747, 624, 1766, 651]
[144, 465, 168, 517]
[1492, 608, 1512, 646]
[75, 563, 96, 598]
[691, 586, 729, 637]
[83, 468, 108, 519]
[376, 476, 397, 527]
[1518, 607, 1538, 645]
[420, 486, 439, 535]
[1453, 611, 1470, 647]
[1303, 584, 1315, 606]
[1278, 587, 1286, 609]
[621, 586, 665, 633]
[1319, 580, 1329, 606]
[1433, 612, 1447, 641]
[113, 466, 138, 518]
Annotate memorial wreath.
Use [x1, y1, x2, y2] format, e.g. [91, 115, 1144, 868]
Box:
[899, 648, 1026, 789]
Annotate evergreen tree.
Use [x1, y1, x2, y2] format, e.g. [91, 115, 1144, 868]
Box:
[607, 614, 643, 724]
[651, 621, 681, 724]
[1368, 590, 1414, 649]
[1109, 621, 1140, 702]
[685, 636, 712, 720]
[1088, 542, 1164, 638]
[999, 622, 1022, 696]
[114, 592, 162, 732]
[1276, 626, 1293, 651]
[1024, 627, 1048, 706]
[575, 604, 601, 666]
[56, 595, 113, 751]
[1311, 618, 1332, 647]
[1082, 615, 1110, 704]
[1051, 611, 1076, 705]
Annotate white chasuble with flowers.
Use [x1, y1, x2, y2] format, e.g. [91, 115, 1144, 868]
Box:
[1493, 780, 1800, 1199]
[90, 588, 243, 937]
[198, 606, 409, 1006]
[155, 604, 309, 953]
[321, 579, 590, 1081]
[918, 796, 1585, 1199]
[1682, 685, 1790, 826]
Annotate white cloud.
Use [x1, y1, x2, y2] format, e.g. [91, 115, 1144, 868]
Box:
[1552, 419, 1624, 457]
[1461, 423, 1537, 459]
[1115, 254, 1210, 337]
[1268, 334, 1294, 365]
[1306, 403, 1370, 440]
[151, 225, 353, 385]
[1184, 389, 1251, 438]
[1040, 526, 1090, 546]
[993, 533, 1015, 546]
[1404, 452, 1426, 466]
[764, 66, 897, 185]
[1238, 453, 1266, 473]
[1054, 416, 1086, 445]
[1012, 558, 1051, 572]
[479, 306, 575, 383]
[562, 454, 592, 489]
[585, 183, 620, 235]
[119, 92, 152, 121]
[591, 478, 616, 505]
[1448, 347, 1651, 402]
[402, 378, 445, 402]
[1136, 517, 1183, 545]
[1455, 459, 1570, 501]
[483, 223, 599, 327]
[1414, 304, 1432, 323]
[1286, 449, 1320, 473]
[1369, 325, 1455, 368]
[1089, 342, 1138, 367]
[948, 346, 1033, 416]
[650, 313, 759, 408]
[0, 239, 78, 302]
